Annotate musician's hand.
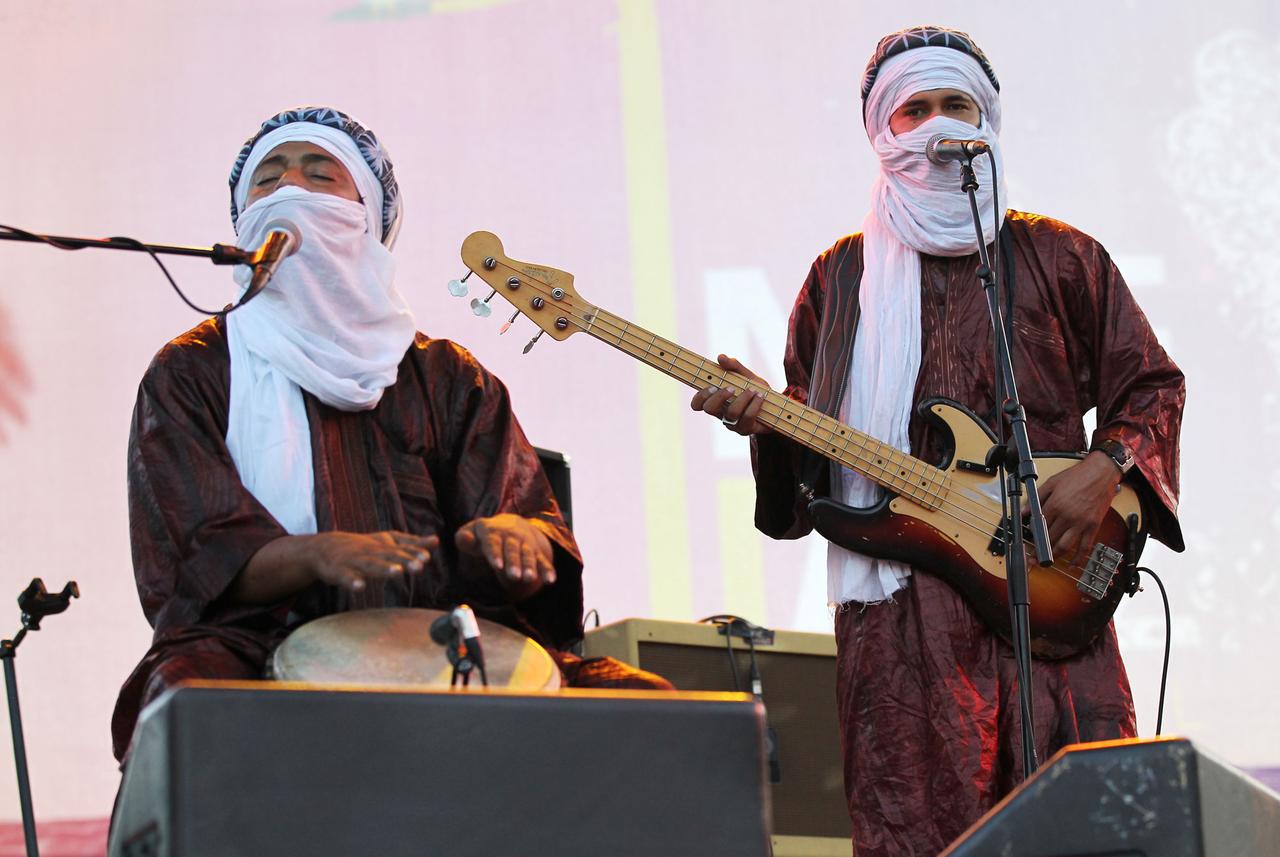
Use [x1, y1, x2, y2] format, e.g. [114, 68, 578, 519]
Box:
[230, 530, 439, 605]
[307, 531, 439, 592]
[455, 513, 556, 600]
[1033, 452, 1122, 562]
[689, 354, 772, 436]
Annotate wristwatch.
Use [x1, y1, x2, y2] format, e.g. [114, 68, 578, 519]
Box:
[1090, 439, 1134, 475]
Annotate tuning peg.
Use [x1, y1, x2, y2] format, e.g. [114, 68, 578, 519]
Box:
[470, 289, 496, 318]
[447, 271, 473, 297]
[499, 310, 520, 335]
[522, 330, 545, 354]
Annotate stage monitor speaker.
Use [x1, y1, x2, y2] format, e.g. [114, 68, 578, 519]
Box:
[942, 736, 1280, 856]
[582, 618, 849, 857]
[109, 681, 771, 857]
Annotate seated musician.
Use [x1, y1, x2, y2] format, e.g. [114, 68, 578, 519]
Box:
[112, 106, 670, 763]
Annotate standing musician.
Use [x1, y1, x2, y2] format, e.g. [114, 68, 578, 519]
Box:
[112, 106, 669, 763]
[690, 27, 1185, 855]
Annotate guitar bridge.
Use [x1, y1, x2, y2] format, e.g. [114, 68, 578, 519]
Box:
[1077, 543, 1123, 600]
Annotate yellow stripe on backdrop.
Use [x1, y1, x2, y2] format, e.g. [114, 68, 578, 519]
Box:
[617, 0, 693, 618]
[718, 478, 767, 621]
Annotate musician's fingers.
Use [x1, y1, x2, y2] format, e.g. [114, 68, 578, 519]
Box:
[499, 535, 522, 581]
[341, 570, 366, 592]
[1054, 522, 1087, 562]
[361, 551, 411, 577]
[692, 386, 734, 417]
[458, 521, 503, 573]
[373, 544, 431, 572]
[1046, 512, 1071, 551]
[537, 548, 557, 585]
[723, 388, 754, 421]
[479, 523, 506, 572]
[518, 539, 538, 582]
[389, 531, 438, 551]
[689, 386, 715, 412]
[716, 354, 766, 385]
[1075, 525, 1100, 564]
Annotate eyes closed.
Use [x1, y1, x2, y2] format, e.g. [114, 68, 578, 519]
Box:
[253, 168, 338, 187]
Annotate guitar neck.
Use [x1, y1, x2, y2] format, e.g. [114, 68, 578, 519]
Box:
[578, 304, 945, 507]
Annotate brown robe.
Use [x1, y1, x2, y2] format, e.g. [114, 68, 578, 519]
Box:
[113, 317, 664, 763]
[751, 211, 1185, 855]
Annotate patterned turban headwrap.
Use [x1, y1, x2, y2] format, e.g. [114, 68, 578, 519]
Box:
[860, 25, 1000, 125]
[228, 106, 402, 247]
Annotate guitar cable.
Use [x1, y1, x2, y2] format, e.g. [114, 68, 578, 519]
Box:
[1132, 566, 1172, 735]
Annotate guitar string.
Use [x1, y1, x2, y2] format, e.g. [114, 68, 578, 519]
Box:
[474, 265, 1096, 588]
[579, 306, 1082, 568]
[480, 268, 1091, 585]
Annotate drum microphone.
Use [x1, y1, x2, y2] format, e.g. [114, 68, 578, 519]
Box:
[430, 604, 488, 686]
[925, 134, 990, 165]
[450, 604, 487, 679]
[238, 219, 302, 306]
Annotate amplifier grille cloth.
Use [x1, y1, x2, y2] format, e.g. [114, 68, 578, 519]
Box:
[637, 641, 849, 839]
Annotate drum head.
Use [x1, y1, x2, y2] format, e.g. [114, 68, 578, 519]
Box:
[270, 607, 560, 691]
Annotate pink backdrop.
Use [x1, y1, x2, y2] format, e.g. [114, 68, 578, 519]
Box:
[0, 0, 1277, 825]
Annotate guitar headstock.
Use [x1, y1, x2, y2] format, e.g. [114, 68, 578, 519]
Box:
[458, 231, 588, 352]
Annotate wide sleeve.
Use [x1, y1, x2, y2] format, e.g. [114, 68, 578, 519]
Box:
[750, 256, 828, 540]
[128, 331, 289, 636]
[1056, 231, 1186, 551]
[425, 343, 585, 649]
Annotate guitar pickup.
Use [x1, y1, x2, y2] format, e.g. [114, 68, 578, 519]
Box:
[1077, 543, 1123, 600]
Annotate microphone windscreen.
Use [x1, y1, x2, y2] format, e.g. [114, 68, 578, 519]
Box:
[261, 218, 302, 252]
[429, 612, 455, 646]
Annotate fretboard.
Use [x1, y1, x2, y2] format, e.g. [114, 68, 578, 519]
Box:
[578, 303, 947, 509]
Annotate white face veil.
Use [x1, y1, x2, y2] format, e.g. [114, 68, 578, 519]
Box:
[828, 45, 1008, 606]
[224, 121, 416, 536]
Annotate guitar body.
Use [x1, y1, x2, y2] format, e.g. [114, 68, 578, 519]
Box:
[808, 398, 1142, 660]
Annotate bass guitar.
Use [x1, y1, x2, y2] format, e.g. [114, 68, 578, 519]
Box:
[458, 231, 1142, 659]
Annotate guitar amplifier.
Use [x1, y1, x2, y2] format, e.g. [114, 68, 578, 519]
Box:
[109, 681, 771, 857]
[582, 618, 849, 857]
[941, 736, 1280, 856]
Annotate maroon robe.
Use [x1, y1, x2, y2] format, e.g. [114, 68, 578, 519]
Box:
[113, 317, 665, 763]
[751, 211, 1185, 855]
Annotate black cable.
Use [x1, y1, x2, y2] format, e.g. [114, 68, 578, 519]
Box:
[582, 608, 600, 629]
[1137, 566, 1172, 735]
[1, 224, 237, 317]
[700, 614, 746, 693]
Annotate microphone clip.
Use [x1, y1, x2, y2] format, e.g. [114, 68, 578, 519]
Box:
[429, 605, 488, 688]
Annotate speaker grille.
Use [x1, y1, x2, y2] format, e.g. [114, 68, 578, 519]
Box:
[637, 641, 849, 839]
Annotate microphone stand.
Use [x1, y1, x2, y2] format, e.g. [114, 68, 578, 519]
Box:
[0, 229, 250, 265]
[0, 226, 277, 313]
[2, 579, 80, 857]
[958, 157, 1051, 781]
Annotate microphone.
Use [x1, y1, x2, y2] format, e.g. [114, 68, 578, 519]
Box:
[238, 219, 301, 305]
[450, 604, 487, 682]
[925, 134, 990, 165]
